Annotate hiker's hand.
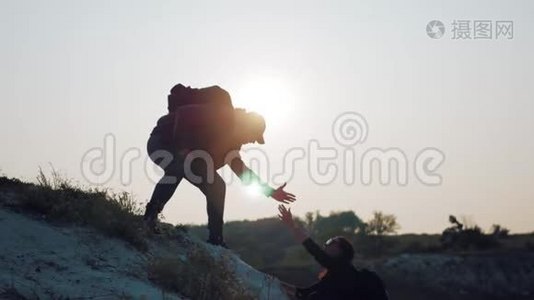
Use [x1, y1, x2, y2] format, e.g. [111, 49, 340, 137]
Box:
[279, 204, 309, 243]
[278, 205, 295, 228]
[271, 183, 296, 204]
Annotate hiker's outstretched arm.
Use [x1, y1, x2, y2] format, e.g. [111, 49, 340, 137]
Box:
[278, 205, 334, 268]
[230, 157, 274, 196]
[278, 205, 309, 243]
[230, 158, 296, 203]
[301, 238, 336, 269]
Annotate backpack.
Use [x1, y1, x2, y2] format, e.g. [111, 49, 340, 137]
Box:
[167, 84, 233, 113]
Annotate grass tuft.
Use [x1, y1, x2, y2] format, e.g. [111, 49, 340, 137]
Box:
[147, 245, 254, 300]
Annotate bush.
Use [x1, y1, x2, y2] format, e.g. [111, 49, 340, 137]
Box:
[402, 241, 425, 253]
[0, 176, 24, 187]
[441, 225, 499, 251]
[147, 246, 254, 300]
[353, 234, 398, 257]
[491, 224, 510, 239]
[0, 169, 147, 250]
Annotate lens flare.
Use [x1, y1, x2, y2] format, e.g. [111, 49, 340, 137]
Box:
[245, 182, 263, 197]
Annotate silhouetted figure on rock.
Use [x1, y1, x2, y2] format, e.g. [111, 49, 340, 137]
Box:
[144, 84, 295, 247]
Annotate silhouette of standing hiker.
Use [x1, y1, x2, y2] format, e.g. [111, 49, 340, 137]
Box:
[278, 205, 389, 300]
[144, 84, 296, 246]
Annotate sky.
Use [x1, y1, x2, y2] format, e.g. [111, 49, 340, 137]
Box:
[1, 0, 533, 233]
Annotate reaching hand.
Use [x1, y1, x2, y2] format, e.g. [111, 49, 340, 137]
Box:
[278, 205, 295, 228]
[271, 183, 296, 204]
[278, 204, 309, 243]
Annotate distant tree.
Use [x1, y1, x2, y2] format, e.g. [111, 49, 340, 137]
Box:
[357, 211, 400, 256]
[304, 211, 317, 233]
[313, 211, 366, 241]
[491, 224, 510, 239]
[365, 211, 400, 236]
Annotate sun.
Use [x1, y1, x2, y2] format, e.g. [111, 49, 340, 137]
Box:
[232, 75, 294, 129]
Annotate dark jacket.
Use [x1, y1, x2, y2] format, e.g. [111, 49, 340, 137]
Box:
[297, 238, 388, 300]
[149, 106, 271, 195]
[150, 105, 239, 167]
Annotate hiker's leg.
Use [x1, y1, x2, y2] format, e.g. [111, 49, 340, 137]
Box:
[185, 160, 226, 242]
[145, 165, 183, 219]
[204, 173, 226, 242]
[144, 136, 184, 221]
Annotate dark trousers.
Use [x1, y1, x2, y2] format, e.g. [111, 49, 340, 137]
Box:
[146, 135, 226, 240]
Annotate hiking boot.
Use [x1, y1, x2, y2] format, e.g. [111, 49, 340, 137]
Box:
[143, 217, 161, 234]
[143, 202, 162, 234]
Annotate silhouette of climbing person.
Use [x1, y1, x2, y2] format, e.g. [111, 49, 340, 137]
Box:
[144, 84, 296, 247]
[277, 205, 389, 300]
